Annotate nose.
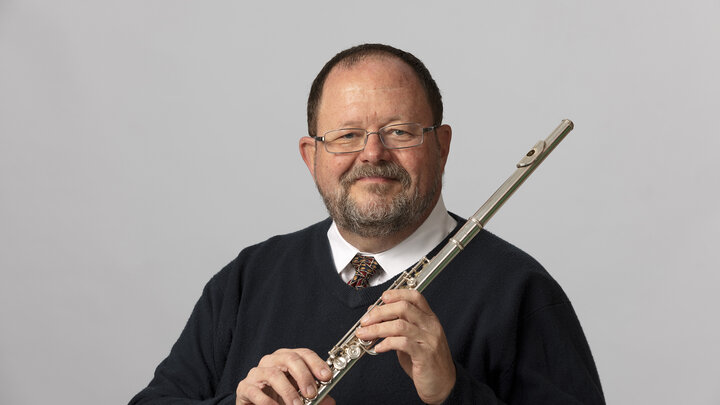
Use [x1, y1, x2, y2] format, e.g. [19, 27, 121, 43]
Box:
[358, 131, 390, 163]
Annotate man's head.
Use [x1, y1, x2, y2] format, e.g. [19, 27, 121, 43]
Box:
[299, 44, 452, 250]
[307, 44, 444, 138]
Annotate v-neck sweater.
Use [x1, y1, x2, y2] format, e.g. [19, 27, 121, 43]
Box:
[130, 215, 604, 404]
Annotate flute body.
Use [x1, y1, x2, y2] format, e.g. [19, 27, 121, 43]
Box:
[304, 119, 575, 404]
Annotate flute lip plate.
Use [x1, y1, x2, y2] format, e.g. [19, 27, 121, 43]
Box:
[517, 140, 546, 168]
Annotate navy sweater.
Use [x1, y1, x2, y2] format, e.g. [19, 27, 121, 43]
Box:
[130, 216, 604, 404]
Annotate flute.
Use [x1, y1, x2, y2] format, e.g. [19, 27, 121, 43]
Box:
[304, 119, 575, 404]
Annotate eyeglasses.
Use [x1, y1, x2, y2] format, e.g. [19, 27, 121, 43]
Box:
[314, 123, 437, 154]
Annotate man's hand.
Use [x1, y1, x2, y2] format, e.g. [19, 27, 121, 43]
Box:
[235, 348, 335, 405]
[355, 289, 456, 405]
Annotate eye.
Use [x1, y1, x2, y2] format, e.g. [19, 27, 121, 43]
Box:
[326, 129, 364, 144]
[386, 128, 417, 139]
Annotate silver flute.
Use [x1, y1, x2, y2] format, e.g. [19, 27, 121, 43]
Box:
[304, 119, 575, 404]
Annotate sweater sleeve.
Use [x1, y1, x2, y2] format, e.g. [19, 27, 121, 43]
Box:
[502, 302, 605, 404]
[129, 270, 236, 405]
[443, 302, 604, 405]
[441, 361, 507, 405]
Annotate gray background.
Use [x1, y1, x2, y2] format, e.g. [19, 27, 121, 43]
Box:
[1, 1, 718, 404]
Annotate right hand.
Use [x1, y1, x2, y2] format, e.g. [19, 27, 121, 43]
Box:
[235, 348, 335, 405]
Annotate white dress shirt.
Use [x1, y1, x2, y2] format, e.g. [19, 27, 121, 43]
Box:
[327, 196, 457, 286]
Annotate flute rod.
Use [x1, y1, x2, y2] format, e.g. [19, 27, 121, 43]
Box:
[306, 119, 574, 404]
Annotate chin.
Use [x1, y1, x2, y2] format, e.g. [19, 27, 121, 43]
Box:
[352, 193, 396, 211]
[352, 182, 400, 199]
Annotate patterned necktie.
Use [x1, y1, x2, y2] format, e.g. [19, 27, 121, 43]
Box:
[348, 254, 381, 289]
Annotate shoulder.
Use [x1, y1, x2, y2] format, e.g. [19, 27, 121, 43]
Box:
[445, 212, 570, 311]
[178, 218, 333, 335]
[447, 212, 546, 275]
[204, 217, 333, 294]
[237, 217, 332, 260]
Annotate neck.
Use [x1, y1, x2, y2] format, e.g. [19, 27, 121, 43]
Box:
[336, 224, 416, 254]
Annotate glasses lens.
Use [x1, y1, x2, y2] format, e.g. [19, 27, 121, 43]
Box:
[323, 129, 366, 153]
[321, 123, 426, 153]
[379, 123, 424, 149]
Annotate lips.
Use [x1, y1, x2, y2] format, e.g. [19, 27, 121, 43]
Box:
[356, 175, 396, 182]
[341, 163, 411, 189]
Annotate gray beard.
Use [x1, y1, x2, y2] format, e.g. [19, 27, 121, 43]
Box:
[317, 161, 440, 238]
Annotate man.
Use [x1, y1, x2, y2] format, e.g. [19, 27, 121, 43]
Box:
[130, 44, 604, 405]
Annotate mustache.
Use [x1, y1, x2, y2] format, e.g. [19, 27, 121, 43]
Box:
[339, 162, 411, 189]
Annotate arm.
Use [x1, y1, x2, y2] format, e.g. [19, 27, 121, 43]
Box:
[129, 271, 335, 405]
[130, 273, 235, 405]
[234, 348, 334, 405]
[355, 289, 456, 404]
[501, 302, 605, 404]
[355, 291, 604, 405]
[438, 302, 605, 404]
[129, 273, 234, 405]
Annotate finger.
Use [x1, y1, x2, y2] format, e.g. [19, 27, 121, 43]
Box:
[381, 289, 433, 313]
[260, 350, 312, 398]
[372, 335, 419, 355]
[248, 366, 302, 405]
[285, 348, 333, 400]
[293, 348, 333, 382]
[283, 351, 325, 399]
[260, 349, 332, 381]
[356, 317, 423, 342]
[375, 334, 456, 405]
[360, 299, 429, 328]
[259, 349, 332, 398]
[236, 378, 279, 405]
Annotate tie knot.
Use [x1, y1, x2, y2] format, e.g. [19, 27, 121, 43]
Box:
[348, 254, 380, 289]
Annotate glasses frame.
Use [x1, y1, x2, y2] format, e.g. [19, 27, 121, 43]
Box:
[313, 123, 438, 154]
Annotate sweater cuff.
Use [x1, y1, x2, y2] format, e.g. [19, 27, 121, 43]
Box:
[440, 361, 502, 405]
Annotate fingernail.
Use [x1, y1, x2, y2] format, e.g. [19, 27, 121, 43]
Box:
[306, 385, 316, 396]
[294, 399, 303, 405]
[360, 316, 368, 324]
[321, 368, 331, 378]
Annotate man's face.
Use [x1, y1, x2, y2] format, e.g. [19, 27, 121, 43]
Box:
[300, 57, 451, 239]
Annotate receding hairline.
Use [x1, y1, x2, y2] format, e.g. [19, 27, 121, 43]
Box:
[307, 44, 443, 137]
[325, 55, 422, 91]
[333, 50, 407, 70]
[316, 53, 433, 121]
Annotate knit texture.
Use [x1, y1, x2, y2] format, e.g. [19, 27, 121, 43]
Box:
[130, 215, 604, 404]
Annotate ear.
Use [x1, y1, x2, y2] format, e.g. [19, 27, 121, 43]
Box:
[299, 136, 317, 178]
[435, 124, 452, 167]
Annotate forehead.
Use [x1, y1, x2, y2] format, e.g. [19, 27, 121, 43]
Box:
[317, 56, 431, 128]
[328, 56, 419, 90]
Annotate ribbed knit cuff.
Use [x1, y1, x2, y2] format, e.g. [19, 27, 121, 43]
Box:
[440, 361, 502, 405]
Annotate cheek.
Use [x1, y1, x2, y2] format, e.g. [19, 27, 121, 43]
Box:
[315, 155, 355, 185]
[403, 154, 441, 191]
[397, 156, 428, 184]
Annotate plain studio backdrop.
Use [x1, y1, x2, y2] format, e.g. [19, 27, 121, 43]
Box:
[1, 1, 718, 404]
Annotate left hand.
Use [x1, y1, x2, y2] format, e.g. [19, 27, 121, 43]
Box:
[355, 289, 456, 405]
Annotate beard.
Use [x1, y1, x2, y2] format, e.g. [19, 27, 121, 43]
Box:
[316, 161, 441, 239]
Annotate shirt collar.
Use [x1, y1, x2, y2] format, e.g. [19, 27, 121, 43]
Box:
[327, 196, 457, 279]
